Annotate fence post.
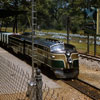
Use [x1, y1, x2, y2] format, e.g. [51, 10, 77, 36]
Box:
[35, 68, 43, 100]
[66, 16, 70, 44]
[26, 79, 37, 100]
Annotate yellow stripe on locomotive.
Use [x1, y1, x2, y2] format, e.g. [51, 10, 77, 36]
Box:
[8, 35, 79, 79]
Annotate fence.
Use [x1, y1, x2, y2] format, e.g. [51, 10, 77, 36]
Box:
[42, 85, 67, 100]
[0, 56, 30, 100]
[0, 55, 68, 100]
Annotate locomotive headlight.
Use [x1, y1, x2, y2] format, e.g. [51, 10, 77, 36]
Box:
[69, 60, 72, 64]
[68, 58, 73, 64]
[51, 55, 55, 59]
[66, 52, 70, 56]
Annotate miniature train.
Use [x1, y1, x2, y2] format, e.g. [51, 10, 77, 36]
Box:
[0, 32, 79, 78]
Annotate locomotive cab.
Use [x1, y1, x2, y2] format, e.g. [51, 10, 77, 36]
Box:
[50, 43, 65, 53]
[50, 43, 79, 78]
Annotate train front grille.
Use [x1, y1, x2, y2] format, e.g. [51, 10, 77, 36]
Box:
[73, 60, 79, 69]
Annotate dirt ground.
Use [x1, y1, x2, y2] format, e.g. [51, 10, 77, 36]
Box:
[79, 62, 100, 89]
[44, 80, 92, 100]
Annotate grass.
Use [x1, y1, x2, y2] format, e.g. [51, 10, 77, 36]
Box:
[41, 29, 85, 35]
[70, 42, 87, 52]
[42, 29, 67, 33]
[1, 27, 32, 34]
[1, 27, 13, 32]
[70, 41, 100, 56]
[36, 31, 100, 56]
[1, 27, 100, 56]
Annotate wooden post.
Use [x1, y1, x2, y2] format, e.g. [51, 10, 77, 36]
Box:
[87, 33, 89, 54]
[67, 16, 70, 44]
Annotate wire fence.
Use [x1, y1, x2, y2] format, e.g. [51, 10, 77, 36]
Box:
[0, 56, 30, 100]
[0, 55, 67, 100]
[42, 84, 66, 100]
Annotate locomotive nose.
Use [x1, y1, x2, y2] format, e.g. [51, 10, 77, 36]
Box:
[65, 52, 73, 69]
[68, 57, 73, 64]
[66, 52, 71, 57]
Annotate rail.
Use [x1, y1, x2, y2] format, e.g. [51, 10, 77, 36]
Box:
[63, 79, 100, 100]
[79, 53, 100, 62]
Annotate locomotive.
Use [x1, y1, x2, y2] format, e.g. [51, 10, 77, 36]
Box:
[0, 32, 79, 78]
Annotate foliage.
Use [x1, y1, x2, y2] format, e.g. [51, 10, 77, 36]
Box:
[0, 0, 100, 33]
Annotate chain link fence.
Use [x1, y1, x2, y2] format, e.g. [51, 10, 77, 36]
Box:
[0, 55, 67, 100]
[43, 84, 67, 100]
[0, 56, 30, 100]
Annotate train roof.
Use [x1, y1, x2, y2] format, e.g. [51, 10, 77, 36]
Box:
[9, 35, 64, 48]
[24, 36, 64, 48]
[35, 38, 64, 48]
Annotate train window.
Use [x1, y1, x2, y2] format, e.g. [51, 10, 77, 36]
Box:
[29, 45, 32, 49]
[35, 44, 49, 51]
[38, 45, 44, 50]
[34, 44, 37, 47]
[64, 44, 76, 51]
[45, 47, 49, 52]
[50, 44, 65, 52]
[22, 32, 32, 36]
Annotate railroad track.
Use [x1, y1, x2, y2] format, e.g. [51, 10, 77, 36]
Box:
[79, 53, 100, 62]
[63, 79, 100, 100]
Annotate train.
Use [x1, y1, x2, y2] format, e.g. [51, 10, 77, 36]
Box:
[0, 32, 79, 78]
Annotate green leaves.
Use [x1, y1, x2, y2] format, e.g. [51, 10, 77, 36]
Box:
[0, 0, 100, 33]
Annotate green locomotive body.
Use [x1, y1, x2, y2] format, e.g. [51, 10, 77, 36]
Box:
[8, 35, 79, 78]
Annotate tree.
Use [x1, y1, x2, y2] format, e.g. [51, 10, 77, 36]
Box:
[0, 0, 32, 32]
[0, 0, 100, 32]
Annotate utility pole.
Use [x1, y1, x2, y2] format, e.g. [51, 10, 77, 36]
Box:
[94, 23, 96, 56]
[85, 0, 90, 54]
[67, 16, 70, 44]
[26, 0, 42, 99]
[32, 0, 36, 79]
[31, 0, 43, 100]
[14, 0, 18, 33]
[87, 33, 89, 54]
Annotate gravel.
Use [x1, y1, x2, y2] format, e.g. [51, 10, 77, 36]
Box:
[79, 57, 100, 71]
